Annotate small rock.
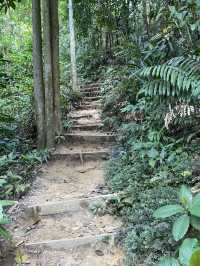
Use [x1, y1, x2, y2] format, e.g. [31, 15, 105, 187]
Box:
[95, 250, 104, 256]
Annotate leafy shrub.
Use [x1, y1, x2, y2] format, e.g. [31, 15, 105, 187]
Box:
[0, 200, 16, 240]
[105, 144, 195, 265]
[0, 150, 49, 200]
[154, 186, 200, 242]
[154, 186, 200, 266]
[101, 66, 139, 130]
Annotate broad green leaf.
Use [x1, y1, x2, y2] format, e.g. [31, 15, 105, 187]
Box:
[154, 204, 184, 219]
[179, 238, 199, 265]
[191, 216, 200, 231]
[156, 257, 180, 266]
[179, 185, 193, 208]
[172, 214, 190, 241]
[189, 249, 200, 266]
[190, 194, 200, 218]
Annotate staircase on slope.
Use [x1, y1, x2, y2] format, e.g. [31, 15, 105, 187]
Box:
[11, 83, 122, 266]
[53, 82, 116, 160]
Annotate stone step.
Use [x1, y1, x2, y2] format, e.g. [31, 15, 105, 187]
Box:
[71, 117, 101, 125]
[20, 160, 108, 205]
[80, 83, 102, 89]
[68, 109, 100, 119]
[23, 242, 123, 265]
[70, 123, 103, 131]
[80, 87, 101, 93]
[69, 113, 93, 119]
[64, 132, 116, 144]
[25, 233, 117, 251]
[25, 194, 114, 216]
[81, 90, 100, 97]
[77, 104, 101, 110]
[83, 100, 101, 105]
[82, 96, 101, 102]
[15, 208, 121, 250]
[77, 102, 101, 110]
[52, 149, 110, 161]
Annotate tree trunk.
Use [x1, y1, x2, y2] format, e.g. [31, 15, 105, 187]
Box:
[68, 0, 78, 91]
[50, 0, 62, 135]
[142, 0, 150, 38]
[32, 0, 46, 149]
[42, 0, 55, 148]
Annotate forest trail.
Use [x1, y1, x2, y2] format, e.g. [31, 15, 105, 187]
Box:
[10, 83, 123, 266]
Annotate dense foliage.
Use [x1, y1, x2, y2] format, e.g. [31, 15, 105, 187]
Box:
[1, 0, 200, 265]
[0, 2, 51, 244]
[70, 0, 200, 265]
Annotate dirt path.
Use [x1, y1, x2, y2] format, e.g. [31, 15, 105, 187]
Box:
[8, 83, 122, 266]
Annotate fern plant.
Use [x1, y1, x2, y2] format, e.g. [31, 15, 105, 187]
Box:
[138, 56, 200, 103]
[138, 57, 200, 131]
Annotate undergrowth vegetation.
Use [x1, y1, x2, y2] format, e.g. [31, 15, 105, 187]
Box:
[0, 2, 51, 242]
[101, 61, 200, 265]
[78, 2, 200, 265]
[102, 72, 200, 264]
[2, 0, 200, 265]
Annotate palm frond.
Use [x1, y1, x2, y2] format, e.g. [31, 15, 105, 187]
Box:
[138, 57, 200, 102]
[138, 57, 200, 131]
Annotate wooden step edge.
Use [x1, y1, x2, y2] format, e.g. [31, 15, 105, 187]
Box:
[64, 133, 116, 142]
[68, 114, 97, 119]
[80, 83, 102, 87]
[83, 96, 101, 101]
[77, 105, 101, 110]
[80, 83, 102, 88]
[64, 134, 116, 144]
[64, 131, 115, 138]
[25, 194, 115, 216]
[67, 109, 100, 120]
[70, 124, 104, 131]
[80, 88, 101, 93]
[82, 100, 101, 104]
[52, 150, 111, 161]
[25, 232, 118, 250]
[81, 90, 101, 95]
[79, 104, 102, 109]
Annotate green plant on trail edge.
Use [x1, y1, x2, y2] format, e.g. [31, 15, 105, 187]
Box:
[105, 132, 199, 266]
[156, 238, 200, 266]
[0, 149, 49, 199]
[154, 185, 200, 241]
[154, 186, 200, 266]
[0, 200, 16, 240]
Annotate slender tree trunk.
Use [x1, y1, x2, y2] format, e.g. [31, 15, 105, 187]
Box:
[142, 0, 149, 38]
[42, 0, 55, 148]
[50, 0, 62, 135]
[102, 27, 107, 53]
[68, 0, 78, 91]
[32, 0, 46, 149]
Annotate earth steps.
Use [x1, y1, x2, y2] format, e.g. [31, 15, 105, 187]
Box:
[25, 194, 115, 216]
[12, 82, 122, 265]
[81, 90, 100, 97]
[25, 233, 117, 251]
[70, 123, 104, 131]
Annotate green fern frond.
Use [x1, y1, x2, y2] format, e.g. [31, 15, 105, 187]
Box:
[139, 57, 200, 131]
[138, 57, 200, 102]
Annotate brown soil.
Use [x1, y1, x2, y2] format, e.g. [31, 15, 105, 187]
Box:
[22, 160, 107, 204]
[4, 84, 123, 266]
